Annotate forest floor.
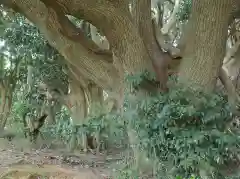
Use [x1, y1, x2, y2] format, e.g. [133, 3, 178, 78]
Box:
[0, 138, 128, 179]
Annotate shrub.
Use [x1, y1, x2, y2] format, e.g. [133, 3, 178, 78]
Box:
[124, 82, 240, 178]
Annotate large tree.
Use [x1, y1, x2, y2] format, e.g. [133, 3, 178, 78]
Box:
[1, 0, 176, 98]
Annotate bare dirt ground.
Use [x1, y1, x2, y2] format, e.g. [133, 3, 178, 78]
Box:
[0, 138, 126, 179]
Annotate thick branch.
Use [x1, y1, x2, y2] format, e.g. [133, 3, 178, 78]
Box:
[132, 0, 171, 91]
[40, 0, 112, 61]
[67, 63, 89, 89]
[51, 0, 153, 74]
[5, 0, 121, 91]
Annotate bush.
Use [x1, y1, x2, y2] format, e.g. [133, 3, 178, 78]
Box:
[84, 112, 126, 149]
[41, 111, 126, 150]
[124, 83, 240, 178]
[41, 107, 72, 144]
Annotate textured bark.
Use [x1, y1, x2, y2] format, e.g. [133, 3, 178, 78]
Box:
[88, 83, 104, 106]
[66, 75, 90, 151]
[45, 104, 56, 125]
[0, 89, 12, 129]
[0, 70, 17, 129]
[67, 88, 86, 119]
[53, 16, 112, 59]
[105, 84, 125, 114]
[67, 63, 89, 89]
[132, 0, 171, 91]
[179, 0, 235, 91]
[87, 83, 105, 118]
[2, 0, 156, 94]
[65, 82, 88, 125]
[2, 0, 121, 92]
[41, 0, 153, 74]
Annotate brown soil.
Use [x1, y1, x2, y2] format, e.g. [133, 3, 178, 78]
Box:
[0, 138, 126, 179]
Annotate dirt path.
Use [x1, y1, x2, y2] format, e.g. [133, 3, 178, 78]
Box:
[0, 138, 125, 179]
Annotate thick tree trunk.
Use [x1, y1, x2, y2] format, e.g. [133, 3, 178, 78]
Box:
[88, 83, 104, 115]
[132, 0, 171, 91]
[129, 0, 172, 171]
[88, 83, 104, 106]
[67, 83, 87, 126]
[64, 1, 153, 74]
[85, 84, 101, 117]
[66, 78, 89, 151]
[178, 0, 235, 91]
[0, 90, 12, 129]
[45, 104, 56, 125]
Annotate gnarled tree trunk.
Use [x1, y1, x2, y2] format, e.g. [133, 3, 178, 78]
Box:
[0, 74, 17, 129]
[88, 83, 104, 114]
[60, 70, 88, 151]
[178, 0, 235, 91]
[0, 89, 12, 129]
[132, 0, 171, 91]
[45, 103, 57, 125]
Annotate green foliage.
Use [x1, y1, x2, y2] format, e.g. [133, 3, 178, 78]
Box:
[125, 71, 156, 88]
[2, 15, 53, 58]
[176, 176, 200, 179]
[41, 110, 126, 150]
[177, 0, 192, 22]
[41, 107, 71, 143]
[12, 100, 29, 118]
[1, 13, 68, 91]
[117, 168, 140, 179]
[124, 77, 240, 178]
[86, 112, 126, 146]
[2, 14, 68, 131]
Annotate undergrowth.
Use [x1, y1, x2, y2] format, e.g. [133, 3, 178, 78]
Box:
[122, 73, 240, 179]
[7, 73, 240, 179]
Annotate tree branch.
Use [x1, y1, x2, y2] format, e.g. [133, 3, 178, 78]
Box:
[46, 0, 153, 74]
[67, 63, 89, 88]
[4, 0, 121, 91]
[40, 0, 113, 61]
